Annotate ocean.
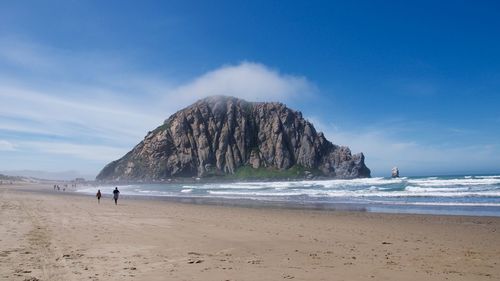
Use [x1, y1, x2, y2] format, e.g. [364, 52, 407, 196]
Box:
[77, 174, 500, 217]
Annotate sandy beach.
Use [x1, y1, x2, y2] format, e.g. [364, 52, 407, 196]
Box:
[1, 184, 499, 281]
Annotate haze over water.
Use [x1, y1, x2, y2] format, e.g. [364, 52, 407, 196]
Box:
[80, 174, 500, 217]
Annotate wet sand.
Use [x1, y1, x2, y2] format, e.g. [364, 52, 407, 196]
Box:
[1, 183, 499, 281]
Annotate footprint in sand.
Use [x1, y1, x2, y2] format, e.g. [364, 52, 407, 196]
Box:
[123, 267, 137, 270]
[187, 252, 205, 264]
[0, 251, 11, 257]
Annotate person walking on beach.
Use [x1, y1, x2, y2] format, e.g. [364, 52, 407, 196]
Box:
[113, 187, 120, 205]
[96, 189, 102, 204]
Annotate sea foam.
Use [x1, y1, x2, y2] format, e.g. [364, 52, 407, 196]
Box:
[78, 174, 500, 216]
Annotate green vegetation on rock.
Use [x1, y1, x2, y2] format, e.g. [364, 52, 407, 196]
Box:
[151, 122, 170, 134]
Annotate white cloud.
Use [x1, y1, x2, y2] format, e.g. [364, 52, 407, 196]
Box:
[2, 38, 496, 178]
[21, 141, 128, 162]
[0, 140, 16, 151]
[0, 85, 163, 146]
[0, 62, 313, 147]
[0, 39, 315, 175]
[170, 62, 314, 103]
[311, 119, 500, 176]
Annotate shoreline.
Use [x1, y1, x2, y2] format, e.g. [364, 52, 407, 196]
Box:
[81, 174, 500, 217]
[11, 182, 500, 217]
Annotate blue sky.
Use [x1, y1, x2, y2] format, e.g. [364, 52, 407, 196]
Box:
[0, 0, 499, 178]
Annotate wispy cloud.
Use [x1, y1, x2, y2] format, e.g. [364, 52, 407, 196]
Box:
[0, 40, 55, 70]
[20, 141, 127, 162]
[2, 38, 496, 178]
[0, 85, 163, 144]
[310, 118, 500, 176]
[0, 39, 315, 176]
[386, 77, 439, 97]
[0, 140, 16, 151]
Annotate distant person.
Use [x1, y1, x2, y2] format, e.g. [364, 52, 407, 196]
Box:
[96, 189, 102, 204]
[113, 187, 120, 205]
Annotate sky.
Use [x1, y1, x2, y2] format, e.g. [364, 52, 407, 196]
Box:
[0, 0, 499, 179]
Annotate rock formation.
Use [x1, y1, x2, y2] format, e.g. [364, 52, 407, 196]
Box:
[392, 167, 400, 178]
[96, 96, 370, 181]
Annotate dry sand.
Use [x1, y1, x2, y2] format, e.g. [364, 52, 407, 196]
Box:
[0, 183, 499, 281]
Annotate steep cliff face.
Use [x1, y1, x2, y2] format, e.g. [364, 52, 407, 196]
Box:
[96, 96, 370, 181]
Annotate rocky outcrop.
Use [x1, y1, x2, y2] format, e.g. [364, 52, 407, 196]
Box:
[96, 96, 370, 181]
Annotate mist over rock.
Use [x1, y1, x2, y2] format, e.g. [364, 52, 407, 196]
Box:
[96, 96, 370, 181]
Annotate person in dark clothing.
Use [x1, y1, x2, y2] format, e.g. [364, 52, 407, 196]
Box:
[96, 189, 102, 204]
[113, 187, 120, 205]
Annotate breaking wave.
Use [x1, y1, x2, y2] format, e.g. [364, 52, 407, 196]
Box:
[78, 174, 500, 215]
